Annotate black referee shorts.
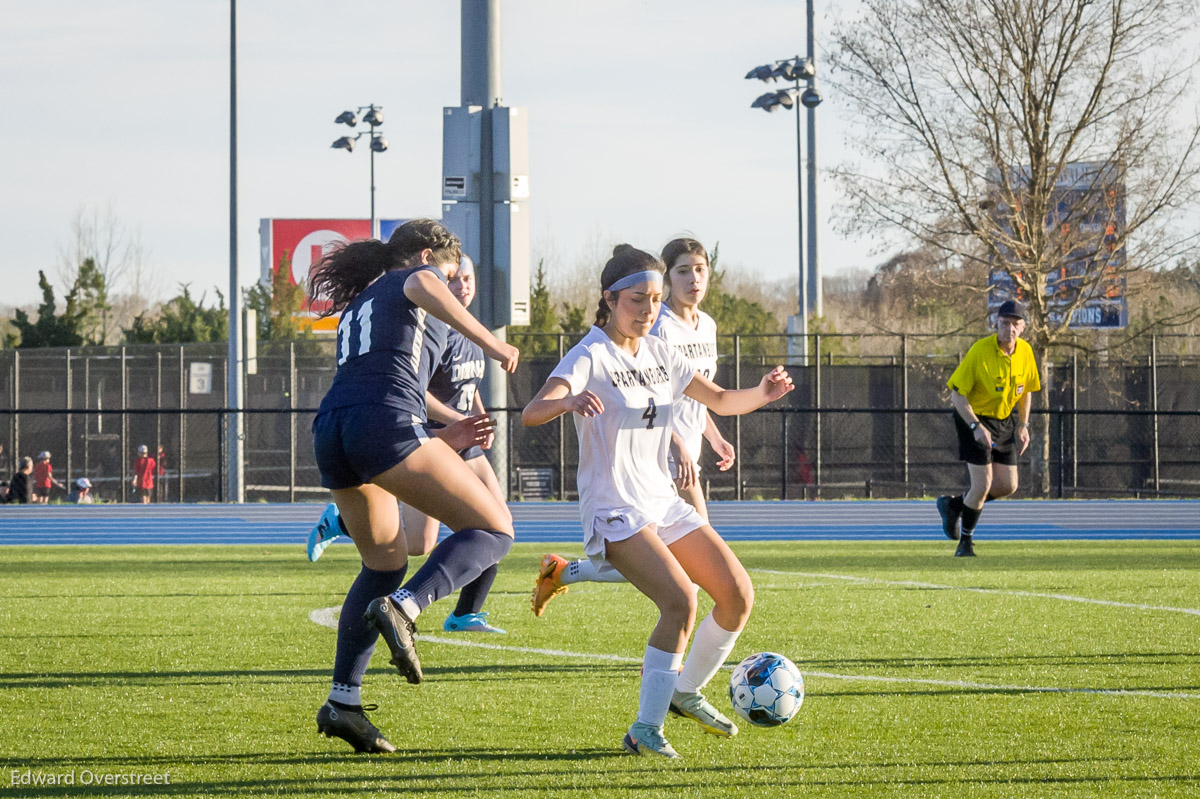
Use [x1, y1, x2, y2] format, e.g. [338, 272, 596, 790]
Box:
[954, 409, 1019, 466]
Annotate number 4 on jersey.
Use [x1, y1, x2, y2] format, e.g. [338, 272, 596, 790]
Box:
[642, 398, 657, 429]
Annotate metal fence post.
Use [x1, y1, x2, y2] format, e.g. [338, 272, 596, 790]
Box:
[814, 333, 822, 495]
[734, 334, 742, 501]
[1057, 407, 1065, 499]
[156, 350, 163, 503]
[120, 345, 128, 503]
[289, 341, 297, 503]
[780, 412, 788, 500]
[83, 355, 90, 485]
[1151, 335, 1160, 493]
[65, 348, 72, 486]
[1072, 352, 1078, 492]
[901, 334, 909, 491]
[218, 410, 226, 502]
[179, 344, 186, 503]
[557, 333, 566, 500]
[12, 350, 19, 465]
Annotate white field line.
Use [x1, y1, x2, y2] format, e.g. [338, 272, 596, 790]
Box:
[750, 569, 1200, 617]
[306, 607, 1200, 700]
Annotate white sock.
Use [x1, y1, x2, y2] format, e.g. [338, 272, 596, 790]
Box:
[562, 558, 626, 585]
[637, 645, 683, 727]
[328, 681, 361, 706]
[388, 588, 422, 620]
[676, 613, 741, 695]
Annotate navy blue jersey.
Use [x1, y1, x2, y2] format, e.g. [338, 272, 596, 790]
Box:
[427, 329, 486, 414]
[318, 265, 449, 420]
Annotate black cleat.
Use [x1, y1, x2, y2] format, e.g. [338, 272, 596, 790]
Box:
[937, 495, 961, 540]
[364, 596, 422, 684]
[954, 534, 976, 557]
[316, 702, 395, 753]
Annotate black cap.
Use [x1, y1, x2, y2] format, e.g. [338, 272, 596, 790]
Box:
[997, 299, 1027, 320]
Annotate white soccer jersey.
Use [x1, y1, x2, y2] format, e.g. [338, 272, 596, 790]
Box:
[650, 306, 718, 462]
[550, 326, 698, 542]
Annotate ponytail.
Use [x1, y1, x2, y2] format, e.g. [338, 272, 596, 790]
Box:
[308, 218, 462, 317]
[308, 239, 393, 317]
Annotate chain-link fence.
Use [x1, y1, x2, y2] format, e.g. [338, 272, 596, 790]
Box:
[1, 335, 1197, 502]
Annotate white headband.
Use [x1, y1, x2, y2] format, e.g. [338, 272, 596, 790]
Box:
[606, 270, 663, 292]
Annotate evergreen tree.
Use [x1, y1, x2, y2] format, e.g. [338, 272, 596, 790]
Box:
[10, 271, 86, 348]
[508, 259, 561, 355]
[124, 285, 228, 343]
[244, 249, 311, 341]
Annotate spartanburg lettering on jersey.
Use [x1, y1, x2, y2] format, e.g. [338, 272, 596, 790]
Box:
[318, 265, 449, 420]
[550, 327, 697, 535]
[650, 307, 718, 461]
[609, 365, 671, 389]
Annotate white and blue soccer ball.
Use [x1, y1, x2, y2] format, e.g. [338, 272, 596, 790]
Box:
[729, 652, 804, 727]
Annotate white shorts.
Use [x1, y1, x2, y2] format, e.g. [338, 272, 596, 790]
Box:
[583, 496, 707, 566]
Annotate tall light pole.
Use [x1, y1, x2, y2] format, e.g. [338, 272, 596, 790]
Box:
[228, 0, 244, 503]
[747, 55, 816, 362]
[331, 105, 389, 239]
[803, 0, 823, 318]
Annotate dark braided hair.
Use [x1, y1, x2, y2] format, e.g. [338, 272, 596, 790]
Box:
[308, 219, 462, 316]
[593, 244, 664, 327]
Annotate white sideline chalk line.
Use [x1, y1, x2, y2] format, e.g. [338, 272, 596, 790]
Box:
[306, 607, 1200, 700]
[751, 570, 1200, 617]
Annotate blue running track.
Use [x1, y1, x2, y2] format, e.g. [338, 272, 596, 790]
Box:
[0, 500, 1197, 546]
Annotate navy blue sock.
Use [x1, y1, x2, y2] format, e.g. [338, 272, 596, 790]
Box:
[401, 529, 513, 612]
[961, 506, 982, 536]
[332, 562, 407, 690]
[453, 564, 498, 617]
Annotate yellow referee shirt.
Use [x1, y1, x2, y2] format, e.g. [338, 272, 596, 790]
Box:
[947, 335, 1041, 419]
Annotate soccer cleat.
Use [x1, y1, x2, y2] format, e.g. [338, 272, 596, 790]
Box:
[316, 702, 395, 753]
[622, 721, 680, 759]
[307, 503, 345, 562]
[936, 495, 961, 541]
[363, 597, 423, 684]
[443, 611, 507, 634]
[669, 690, 739, 737]
[955, 533, 976, 557]
[531, 553, 569, 617]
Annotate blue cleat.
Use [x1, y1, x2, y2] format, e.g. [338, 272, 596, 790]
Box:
[443, 611, 506, 634]
[307, 503, 346, 562]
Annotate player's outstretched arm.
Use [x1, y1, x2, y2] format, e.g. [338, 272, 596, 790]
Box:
[703, 412, 735, 471]
[426, 391, 467, 425]
[522, 378, 604, 427]
[404, 269, 519, 372]
[683, 366, 794, 416]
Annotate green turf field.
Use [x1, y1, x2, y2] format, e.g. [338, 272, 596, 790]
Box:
[2, 541, 1198, 798]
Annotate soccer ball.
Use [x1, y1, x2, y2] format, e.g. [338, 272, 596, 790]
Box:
[729, 652, 804, 727]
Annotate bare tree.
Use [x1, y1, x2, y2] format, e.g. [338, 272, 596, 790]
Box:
[831, 0, 1200, 493]
[56, 203, 162, 343]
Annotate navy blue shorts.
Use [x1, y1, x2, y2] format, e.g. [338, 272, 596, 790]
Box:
[426, 420, 485, 462]
[313, 405, 433, 490]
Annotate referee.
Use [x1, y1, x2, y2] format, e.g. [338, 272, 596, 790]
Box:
[937, 300, 1041, 556]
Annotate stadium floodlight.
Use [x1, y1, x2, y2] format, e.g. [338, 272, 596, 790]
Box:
[331, 104, 386, 238]
[745, 45, 824, 361]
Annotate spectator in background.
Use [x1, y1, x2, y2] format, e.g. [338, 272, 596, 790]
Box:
[132, 445, 157, 503]
[71, 477, 95, 504]
[3, 457, 34, 504]
[33, 451, 65, 504]
[156, 445, 168, 502]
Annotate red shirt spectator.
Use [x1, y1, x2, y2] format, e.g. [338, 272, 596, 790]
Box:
[33, 460, 53, 492]
[134, 455, 157, 490]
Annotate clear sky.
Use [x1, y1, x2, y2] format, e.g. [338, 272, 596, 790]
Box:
[0, 0, 883, 311]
